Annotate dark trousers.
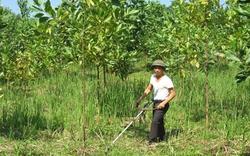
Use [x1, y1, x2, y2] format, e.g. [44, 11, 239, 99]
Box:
[149, 101, 169, 143]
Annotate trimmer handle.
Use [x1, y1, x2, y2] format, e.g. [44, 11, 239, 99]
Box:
[142, 99, 154, 108]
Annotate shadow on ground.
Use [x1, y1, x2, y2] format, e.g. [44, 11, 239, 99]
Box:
[0, 108, 64, 140]
[240, 154, 250, 156]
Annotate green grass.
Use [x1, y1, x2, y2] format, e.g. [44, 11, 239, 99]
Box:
[0, 64, 249, 155]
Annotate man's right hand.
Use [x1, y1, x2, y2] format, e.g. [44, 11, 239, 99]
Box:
[136, 99, 141, 107]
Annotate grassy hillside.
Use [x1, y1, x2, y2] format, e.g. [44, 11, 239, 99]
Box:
[0, 64, 249, 155]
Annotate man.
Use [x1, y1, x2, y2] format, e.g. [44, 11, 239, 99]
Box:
[136, 60, 176, 147]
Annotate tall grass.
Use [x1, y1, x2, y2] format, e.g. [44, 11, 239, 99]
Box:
[0, 64, 249, 155]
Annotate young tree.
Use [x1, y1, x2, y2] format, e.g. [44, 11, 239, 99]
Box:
[227, 0, 250, 83]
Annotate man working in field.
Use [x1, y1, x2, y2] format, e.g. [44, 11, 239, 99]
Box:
[136, 59, 176, 147]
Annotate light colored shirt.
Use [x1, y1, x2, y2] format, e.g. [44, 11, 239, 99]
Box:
[150, 74, 174, 100]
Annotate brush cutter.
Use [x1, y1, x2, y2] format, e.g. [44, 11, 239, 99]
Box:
[105, 99, 154, 153]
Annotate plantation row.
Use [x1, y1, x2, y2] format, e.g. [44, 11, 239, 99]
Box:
[0, 0, 250, 85]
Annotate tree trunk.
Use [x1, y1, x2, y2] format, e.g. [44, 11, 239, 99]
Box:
[97, 65, 101, 115]
[103, 65, 107, 95]
[204, 5, 209, 124]
[81, 5, 87, 145]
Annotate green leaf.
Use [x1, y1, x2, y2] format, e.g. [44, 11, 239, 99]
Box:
[94, 46, 101, 51]
[234, 7, 250, 18]
[39, 0, 44, 5]
[57, 6, 63, 17]
[48, 19, 57, 25]
[39, 16, 50, 23]
[59, 11, 69, 21]
[86, 0, 94, 7]
[127, 9, 139, 16]
[226, 54, 241, 62]
[65, 47, 71, 53]
[104, 16, 112, 23]
[246, 56, 250, 64]
[0, 23, 7, 29]
[31, 5, 44, 12]
[44, 0, 51, 9]
[46, 27, 52, 34]
[111, 0, 120, 6]
[238, 0, 250, 3]
[34, 13, 44, 18]
[235, 71, 248, 83]
[44, 0, 56, 18]
[38, 24, 44, 31]
[214, 52, 226, 58]
[33, 0, 43, 6]
[116, 24, 122, 32]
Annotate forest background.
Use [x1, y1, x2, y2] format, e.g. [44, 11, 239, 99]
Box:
[0, 0, 249, 155]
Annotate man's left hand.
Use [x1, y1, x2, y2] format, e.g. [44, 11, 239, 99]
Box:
[156, 103, 165, 109]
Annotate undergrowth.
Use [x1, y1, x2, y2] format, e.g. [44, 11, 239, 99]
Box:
[0, 64, 249, 155]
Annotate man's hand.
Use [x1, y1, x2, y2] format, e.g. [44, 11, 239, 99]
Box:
[136, 99, 141, 108]
[156, 102, 165, 109]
